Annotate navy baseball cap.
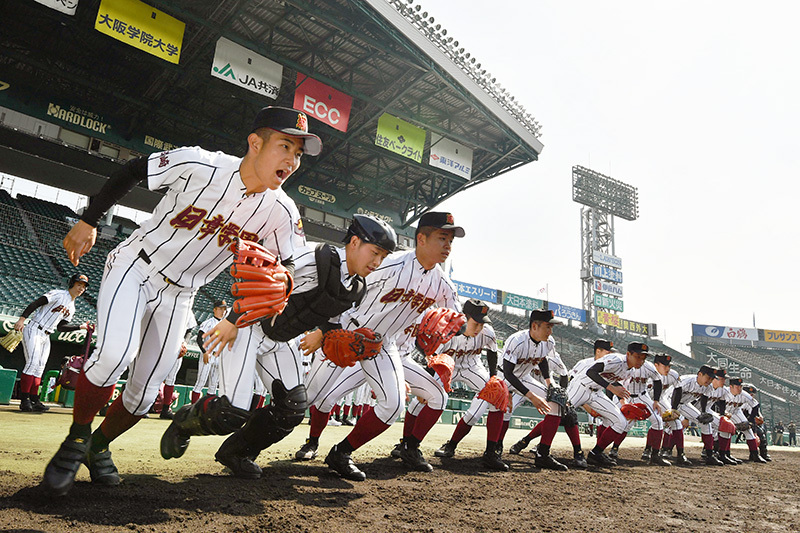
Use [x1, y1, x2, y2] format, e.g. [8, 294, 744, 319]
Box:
[729, 378, 743, 386]
[698, 365, 716, 377]
[594, 339, 614, 352]
[714, 368, 727, 379]
[213, 300, 228, 308]
[529, 309, 563, 325]
[627, 342, 650, 355]
[654, 354, 672, 366]
[417, 212, 465, 238]
[463, 299, 491, 324]
[251, 106, 322, 156]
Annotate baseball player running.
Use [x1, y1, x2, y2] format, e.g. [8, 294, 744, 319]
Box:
[189, 300, 228, 404]
[299, 212, 465, 482]
[42, 106, 320, 496]
[14, 273, 90, 412]
[160, 214, 396, 479]
[410, 299, 500, 467]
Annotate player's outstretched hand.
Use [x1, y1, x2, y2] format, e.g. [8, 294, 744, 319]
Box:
[608, 383, 630, 400]
[203, 320, 237, 357]
[527, 392, 551, 415]
[63, 220, 97, 266]
[300, 329, 323, 356]
[13, 317, 25, 332]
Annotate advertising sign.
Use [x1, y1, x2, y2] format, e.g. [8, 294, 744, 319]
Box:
[763, 329, 800, 344]
[548, 302, 587, 323]
[593, 279, 623, 298]
[35, 0, 78, 15]
[375, 113, 425, 163]
[95, 0, 185, 64]
[597, 310, 650, 335]
[592, 250, 622, 269]
[294, 74, 352, 132]
[429, 133, 472, 180]
[594, 293, 623, 312]
[691, 324, 759, 341]
[453, 280, 498, 304]
[592, 264, 623, 283]
[211, 37, 282, 99]
[501, 292, 543, 311]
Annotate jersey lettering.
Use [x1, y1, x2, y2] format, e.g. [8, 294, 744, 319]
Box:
[380, 288, 404, 304]
[198, 214, 226, 240]
[170, 205, 208, 230]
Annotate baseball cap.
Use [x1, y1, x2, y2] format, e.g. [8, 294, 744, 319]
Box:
[714, 368, 727, 379]
[417, 212, 465, 238]
[251, 106, 322, 156]
[213, 300, 228, 308]
[594, 339, 614, 352]
[698, 365, 716, 377]
[463, 299, 491, 324]
[529, 309, 563, 325]
[729, 378, 743, 386]
[653, 353, 672, 366]
[627, 342, 650, 355]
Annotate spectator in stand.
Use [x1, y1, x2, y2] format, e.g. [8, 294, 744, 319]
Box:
[688, 421, 700, 437]
[774, 421, 785, 446]
[788, 421, 796, 446]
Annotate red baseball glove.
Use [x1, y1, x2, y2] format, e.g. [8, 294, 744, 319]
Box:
[427, 353, 455, 392]
[229, 239, 293, 327]
[620, 402, 651, 421]
[321, 328, 382, 368]
[477, 376, 510, 412]
[718, 416, 736, 435]
[416, 308, 467, 357]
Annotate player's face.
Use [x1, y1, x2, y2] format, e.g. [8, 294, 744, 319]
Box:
[348, 238, 390, 277]
[529, 321, 553, 342]
[213, 306, 227, 319]
[416, 228, 455, 268]
[731, 384, 742, 395]
[464, 317, 484, 337]
[697, 373, 713, 387]
[594, 348, 611, 360]
[247, 131, 304, 192]
[627, 351, 647, 369]
[70, 281, 87, 297]
[654, 362, 671, 376]
[712, 376, 725, 389]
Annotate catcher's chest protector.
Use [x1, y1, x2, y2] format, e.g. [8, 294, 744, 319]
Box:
[261, 243, 366, 341]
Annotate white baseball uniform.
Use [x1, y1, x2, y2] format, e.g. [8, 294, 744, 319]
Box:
[494, 331, 560, 419]
[567, 352, 635, 433]
[84, 146, 303, 416]
[193, 315, 223, 394]
[622, 361, 665, 432]
[22, 289, 77, 378]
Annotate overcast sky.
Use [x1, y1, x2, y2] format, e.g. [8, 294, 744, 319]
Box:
[430, 1, 800, 351]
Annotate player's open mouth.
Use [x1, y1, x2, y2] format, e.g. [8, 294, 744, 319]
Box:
[276, 169, 286, 179]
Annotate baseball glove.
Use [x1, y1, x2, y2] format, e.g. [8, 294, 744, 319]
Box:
[229, 239, 293, 328]
[754, 416, 764, 426]
[620, 402, 651, 421]
[0, 330, 22, 352]
[561, 405, 579, 427]
[545, 384, 568, 407]
[718, 416, 736, 434]
[321, 328, 382, 368]
[427, 353, 455, 392]
[477, 376, 510, 412]
[735, 421, 751, 432]
[416, 308, 467, 357]
[661, 409, 681, 422]
[697, 412, 714, 424]
[178, 342, 188, 358]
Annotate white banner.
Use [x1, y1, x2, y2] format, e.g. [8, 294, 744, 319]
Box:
[594, 279, 623, 298]
[692, 324, 759, 341]
[592, 250, 622, 269]
[211, 37, 282, 99]
[35, 0, 78, 15]
[429, 133, 473, 180]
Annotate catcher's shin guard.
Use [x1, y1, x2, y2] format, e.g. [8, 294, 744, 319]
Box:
[160, 395, 250, 459]
[227, 381, 308, 453]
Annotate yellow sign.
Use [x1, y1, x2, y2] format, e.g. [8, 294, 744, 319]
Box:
[763, 329, 800, 344]
[95, 0, 185, 64]
[375, 113, 425, 163]
[597, 309, 650, 336]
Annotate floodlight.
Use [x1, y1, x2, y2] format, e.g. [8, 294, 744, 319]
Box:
[572, 166, 638, 221]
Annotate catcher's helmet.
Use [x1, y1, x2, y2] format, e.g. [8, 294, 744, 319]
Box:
[345, 214, 397, 253]
[69, 273, 89, 288]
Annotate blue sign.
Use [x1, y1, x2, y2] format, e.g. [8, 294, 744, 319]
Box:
[592, 264, 623, 283]
[452, 280, 498, 304]
[692, 324, 724, 338]
[548, 302, 587, 323]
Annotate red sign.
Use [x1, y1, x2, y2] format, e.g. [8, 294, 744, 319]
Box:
[293, 74, 352, 132]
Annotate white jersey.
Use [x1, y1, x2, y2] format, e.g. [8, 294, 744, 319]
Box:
[569, 357, 597, 380]
[502, 330, 556, 382]
[704, 384, 727, 411]
[27, 289, 76, 334]
[440, 324, 498, 371]
[674, 374, 710, 407]
[198, 316, 223, 335]
[341, 249, 460, 346]
[572, 352, 634, 391]
[726, 389, 758, 415]
[119, 146, 305, 289]
[624, 361, 662, 397]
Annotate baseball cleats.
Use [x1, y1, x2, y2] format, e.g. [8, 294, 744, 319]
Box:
[704, 452, 724, 466]
[85, 445, 121, 486]
[19, 396, 33, 412]
[649, 453, 671, 467]
[534, 451, 568, 471]
[718, 451, 738, 466]
[399, 441, 433, 472]
[641, 448, 652, 462]
[159, 406, 175, 420]
[482, 442, 509, 472]
[572, 451, 588, 469]
[160, 405, 192, 460]
[327, 417, 342, 427]
[390, 440, 403, 459]
[509, 437, 530, 455]
[42, 435, 90, 496]
[749, 450, 768, 463]
[676, 452, 692, 466]
[295, 439, 318, 461]
[341, 417, 354, 426]
[587, 450, 616, 467]
[31, 397, 50, 412]
[608, 446, 619, 462]
[726, 452, 743, 465]
[434, 441, 457, 458]
[325, 445, 366, 482]
[215, 434, 262, 480]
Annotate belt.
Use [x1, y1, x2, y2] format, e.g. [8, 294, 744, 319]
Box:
[629, 392, 644, 397]
[33, 323, 51, 334]
[138, 249, 184, 288]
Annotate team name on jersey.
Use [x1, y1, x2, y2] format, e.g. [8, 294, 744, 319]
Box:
[516, 355, 546, 366]
[51, 305, 71, 318]
[169, 204, 259, 247]
[600, 371, 626, 383]
[444, 347, 484, 358]
[629, 376, 649, 385]
[379, 288, 436, 313]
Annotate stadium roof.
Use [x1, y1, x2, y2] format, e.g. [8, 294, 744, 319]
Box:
[0, 0, 543, 229]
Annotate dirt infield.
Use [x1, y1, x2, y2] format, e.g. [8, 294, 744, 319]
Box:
[1, 404, 798, 532]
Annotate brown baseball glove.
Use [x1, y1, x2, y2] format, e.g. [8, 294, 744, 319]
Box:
[621, 402, 651, 421]
[321, 328, 382, 368]
[661, 409, 681, 422]
[427, 353, 455, 392]
[0, 330, 22, 352]
[754, 416, 764, 426]
[477, 376, 510, 412]
[229, 239, 293, 327]
[416, 308, 467, 357]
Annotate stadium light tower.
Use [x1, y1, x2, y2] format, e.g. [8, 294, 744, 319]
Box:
[572, 165, 639, 331]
